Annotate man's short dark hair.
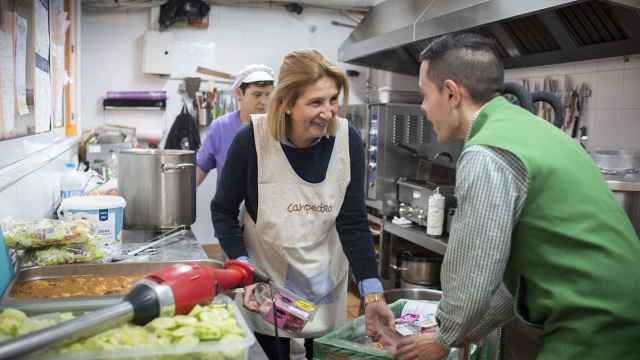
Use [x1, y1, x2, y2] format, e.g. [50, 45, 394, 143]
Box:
[419, 33, 503, 104]
[239, 80, 274, 94]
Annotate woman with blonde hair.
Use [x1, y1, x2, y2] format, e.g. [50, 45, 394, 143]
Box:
[212, 49, 394, 359]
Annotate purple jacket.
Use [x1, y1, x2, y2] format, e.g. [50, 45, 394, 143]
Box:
[196, 111, 242, 174]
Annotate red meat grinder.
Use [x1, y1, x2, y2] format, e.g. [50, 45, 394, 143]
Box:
[0, 260, 268, 359]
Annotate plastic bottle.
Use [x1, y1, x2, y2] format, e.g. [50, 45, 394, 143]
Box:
[60, 163, 86, 200]
[427, 187, 445, 237]
[65, 115, 77, 137]
[106, 151, 119, 180]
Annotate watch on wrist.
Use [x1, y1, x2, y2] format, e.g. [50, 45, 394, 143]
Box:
[363, 292, 385, 305]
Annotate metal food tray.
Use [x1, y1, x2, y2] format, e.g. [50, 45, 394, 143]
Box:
[0, 259, 222, 314]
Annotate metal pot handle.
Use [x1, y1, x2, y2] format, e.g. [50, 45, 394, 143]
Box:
[389, 264, 408, 272]
[161, 163, 195, 173]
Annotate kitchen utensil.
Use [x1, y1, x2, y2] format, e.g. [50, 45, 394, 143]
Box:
[0, 260, 267, 359]
[563, 88, 578, 131]
[196, 66, 234, 80]
[184, 77, 201, 98]
[390, 251, 442, 288]
[531, 91, 565, 128]
[590, 149, 640, 234]
[570, 83, 591, 138]
[503, 81, 534, 112]
[110, 226, 186, 262]
[118, 149, 195, 229]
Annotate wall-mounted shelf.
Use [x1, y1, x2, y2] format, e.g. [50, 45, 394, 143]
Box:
[103, 106, 165, 111]
[102, 99, 166, 111]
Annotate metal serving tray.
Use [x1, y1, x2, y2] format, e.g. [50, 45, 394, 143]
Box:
[0, 259, 222, 314]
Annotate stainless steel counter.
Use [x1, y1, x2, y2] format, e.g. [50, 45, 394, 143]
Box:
[121, 228, 209, 262]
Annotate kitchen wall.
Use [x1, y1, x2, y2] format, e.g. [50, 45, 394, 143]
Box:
[0, 0, 82, 225]
[504, 54, 640, 150]
[0, 136, 79, 220]
[81, 4, 367, 244]
[81, 5, 366, 138]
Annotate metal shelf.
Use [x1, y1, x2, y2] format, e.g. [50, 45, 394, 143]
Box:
[384, 221, 448, 255]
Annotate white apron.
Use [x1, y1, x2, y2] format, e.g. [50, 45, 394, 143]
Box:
[238, 114, 351, 339]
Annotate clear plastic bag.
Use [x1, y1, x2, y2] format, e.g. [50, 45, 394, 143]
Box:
[2, 218, 94, 250]
[20, 236, 106, 266]
[252, 283, 317, 332]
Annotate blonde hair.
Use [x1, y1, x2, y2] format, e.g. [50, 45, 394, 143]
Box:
[267, 49, 349, 141]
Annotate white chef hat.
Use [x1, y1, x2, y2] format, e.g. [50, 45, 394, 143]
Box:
[232, 64, 275, 90]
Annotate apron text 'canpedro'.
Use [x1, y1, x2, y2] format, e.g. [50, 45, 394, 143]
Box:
[238, 114, 351, 339]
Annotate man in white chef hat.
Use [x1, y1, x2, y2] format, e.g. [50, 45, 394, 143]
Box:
[196, 64, 275, 186]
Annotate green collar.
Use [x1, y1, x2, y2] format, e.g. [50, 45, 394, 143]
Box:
[467, 96, 510, 142]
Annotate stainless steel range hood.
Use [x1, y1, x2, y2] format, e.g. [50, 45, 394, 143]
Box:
[339, 0, 640, 75]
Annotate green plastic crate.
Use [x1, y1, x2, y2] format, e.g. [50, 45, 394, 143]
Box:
[314, 299, 497, 360]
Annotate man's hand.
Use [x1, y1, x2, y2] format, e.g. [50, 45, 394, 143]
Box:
[242, 283, 261, 312]
[395, 331, 448, 360]
[364, 300, 395, 339]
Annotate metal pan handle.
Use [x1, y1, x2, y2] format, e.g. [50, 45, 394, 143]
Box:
[161, 163, 194, 173]
[389, 264, 408, 272]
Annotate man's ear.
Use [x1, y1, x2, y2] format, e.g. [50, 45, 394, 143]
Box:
[442, 79, 461, 107]
[234, 87, 243, 100]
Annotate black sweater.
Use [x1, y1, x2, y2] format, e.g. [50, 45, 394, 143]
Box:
[211, 123, 378, 282]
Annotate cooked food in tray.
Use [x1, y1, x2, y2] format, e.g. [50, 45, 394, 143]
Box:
[12, 274, 145, 299]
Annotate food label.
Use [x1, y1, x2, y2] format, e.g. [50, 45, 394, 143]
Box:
[69, 209, 120, 258]
[295, 299, 316, 312]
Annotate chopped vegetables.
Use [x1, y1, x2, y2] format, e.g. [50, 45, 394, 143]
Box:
[19, 238, 105, 267]
[0, 301, 249, 359]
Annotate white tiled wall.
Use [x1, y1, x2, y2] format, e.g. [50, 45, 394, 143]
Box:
[0, 149, 77, 221]
[504, 54, 640, 150]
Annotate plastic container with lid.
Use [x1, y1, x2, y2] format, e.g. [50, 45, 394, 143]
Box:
[58, 196, 126, 259]
[60, 163, 87, 200]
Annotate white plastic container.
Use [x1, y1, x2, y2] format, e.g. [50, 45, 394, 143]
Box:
[60, 163, 87, 200]
[58, 196, 126, 258]
[427, 187, 445, 237]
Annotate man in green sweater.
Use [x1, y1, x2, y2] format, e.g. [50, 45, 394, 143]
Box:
[395, 33, 640, 360]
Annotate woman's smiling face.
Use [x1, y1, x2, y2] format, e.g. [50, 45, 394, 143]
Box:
[288, 76, 339, 147]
